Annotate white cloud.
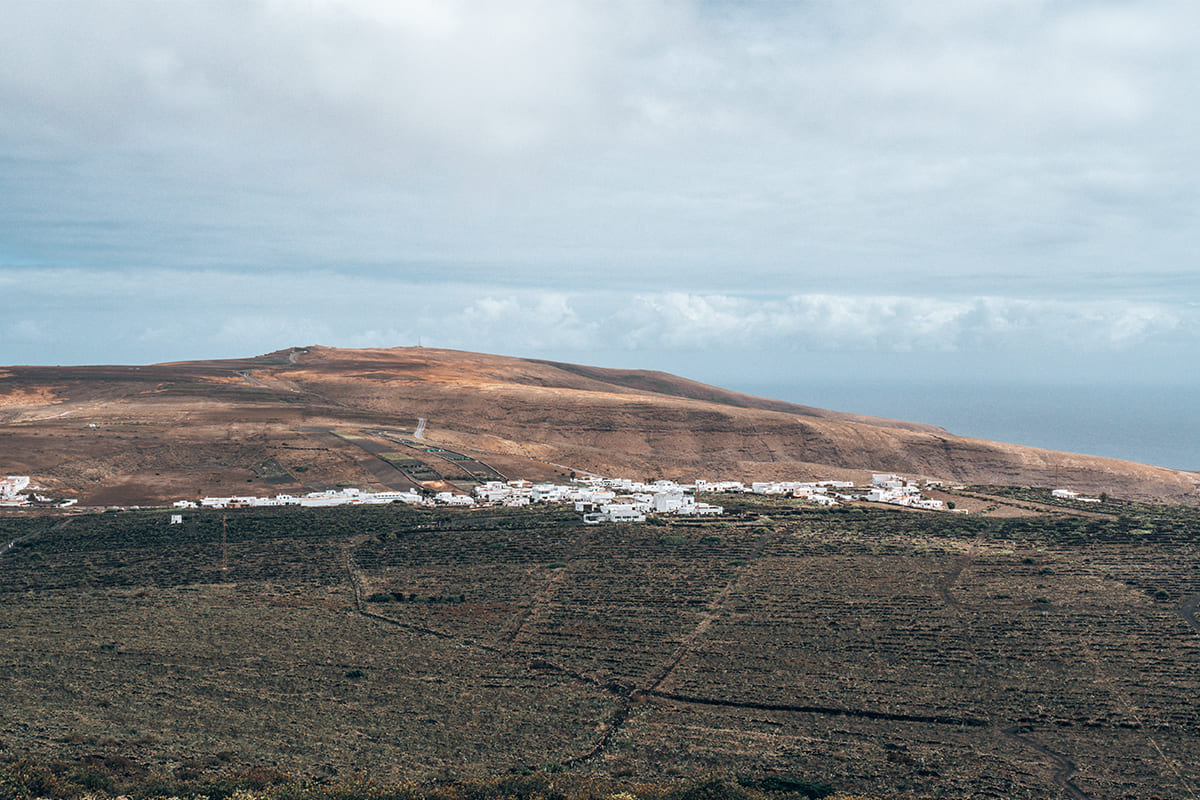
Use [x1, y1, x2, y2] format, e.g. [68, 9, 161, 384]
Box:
[4, 266, 1194, 363]
[2, 1, 1199, 374]
[602, 293, 1193, 355]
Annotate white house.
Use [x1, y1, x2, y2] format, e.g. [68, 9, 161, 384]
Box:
[652, 491, 691, 513]
[696, 480, 745, 493]
[1, 476, 31, 498]
[532, 483, 568, 502]
[593, 503, 646, 523]
[680, 502, 724, 516]
[475, 482, 513, 502]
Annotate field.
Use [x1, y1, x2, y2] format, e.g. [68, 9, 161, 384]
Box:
[2, 497, 1199, 799]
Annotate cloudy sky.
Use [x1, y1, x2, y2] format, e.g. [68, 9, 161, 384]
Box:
[2, 1, 1198, 460]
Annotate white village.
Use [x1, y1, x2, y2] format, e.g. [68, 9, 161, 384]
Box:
[4, 471, 1110, 519]
[2, 471, 994, 519]
[174, 474, 932, 520]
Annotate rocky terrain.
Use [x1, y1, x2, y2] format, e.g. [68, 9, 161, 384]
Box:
[1, 345, 1196, 505]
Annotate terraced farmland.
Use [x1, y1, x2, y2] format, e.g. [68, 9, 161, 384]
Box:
[2, 500, 1199, 798]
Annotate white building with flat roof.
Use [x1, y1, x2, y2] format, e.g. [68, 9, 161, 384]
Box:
[1, 476, 31, 498]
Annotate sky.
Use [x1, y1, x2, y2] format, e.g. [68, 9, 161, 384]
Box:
[2, 1, 1198, 465]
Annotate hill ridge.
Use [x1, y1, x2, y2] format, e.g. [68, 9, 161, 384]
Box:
[1, 344, 1197, 505]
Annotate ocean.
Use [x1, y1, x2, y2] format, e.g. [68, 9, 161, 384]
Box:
[737, 380, 1200, 472]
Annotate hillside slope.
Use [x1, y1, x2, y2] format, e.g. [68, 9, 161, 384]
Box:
[0, 345, 1196, 504]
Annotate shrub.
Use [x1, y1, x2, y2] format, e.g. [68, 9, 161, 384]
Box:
[742, 776, 834, 799]
[665, 777, 752, 800]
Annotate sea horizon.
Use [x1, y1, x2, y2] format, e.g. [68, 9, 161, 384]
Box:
[738, 379, 1199, 474]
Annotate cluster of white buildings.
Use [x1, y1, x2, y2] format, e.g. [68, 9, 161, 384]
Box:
[0, 476, 32, 506]
[4, 467, 955, 518]
[742, 480, 854, 506]
[182, 473, 955, 520]
[183, 476, 730, 522]
[181, 487, 428, 509]
[472, 478, 725, 523]
[864, 474, 946, 511]
[1051, 488, 1101, 504]
[0, 476, 74, 507]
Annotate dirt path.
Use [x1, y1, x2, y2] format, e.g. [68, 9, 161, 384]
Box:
[1, 516, 70, 560]
[560, 525, 780, 766]
[937, 537, 985, 607]
[561, 522, 998, 770]
[340, 534, 635, 773]
[937, 554, 970, 607]
[334, 523, 1143, 788]
[498, 528, 594, 649]
[1001, 726, 1090, 799]
[236, 370, 268, 388]
[1179, 596, 1200, 634]
[343, 547, 498, 649]
[644, 524, 775, 694]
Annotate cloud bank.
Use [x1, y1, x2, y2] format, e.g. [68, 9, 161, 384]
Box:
[4, 268, 1193, 376]
[2, 1, 1197, 285]
[1, 1, 1197, 395]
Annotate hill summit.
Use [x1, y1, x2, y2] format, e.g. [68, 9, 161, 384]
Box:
[1, 345, 1196, 505]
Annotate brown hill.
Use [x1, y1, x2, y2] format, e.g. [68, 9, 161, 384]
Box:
[1, 345, 1196, 505]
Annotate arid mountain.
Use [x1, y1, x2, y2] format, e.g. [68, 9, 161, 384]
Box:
[1, 345, 1196, 505]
